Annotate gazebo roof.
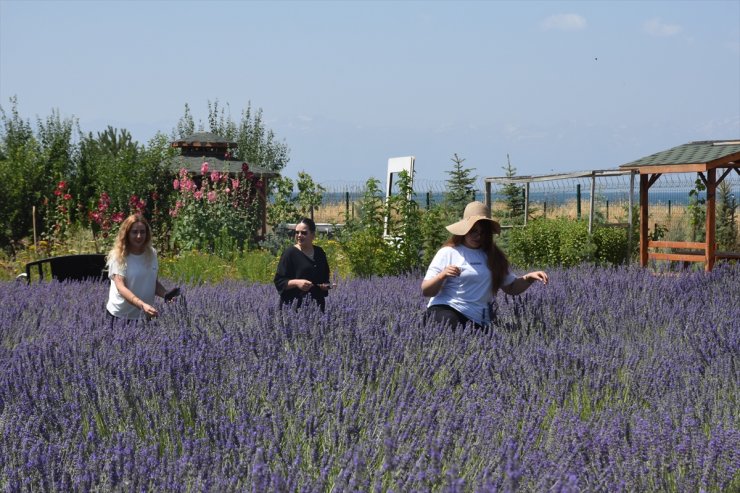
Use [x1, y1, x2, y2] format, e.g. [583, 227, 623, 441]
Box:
[171, 132, 237, 148]
[619, 140, 740, 173]
[165, 155, 279, 178]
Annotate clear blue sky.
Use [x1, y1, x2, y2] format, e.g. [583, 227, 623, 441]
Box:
[1, 0, 738, 186]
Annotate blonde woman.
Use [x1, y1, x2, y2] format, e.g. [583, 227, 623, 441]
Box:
[106, 214, 172, 321]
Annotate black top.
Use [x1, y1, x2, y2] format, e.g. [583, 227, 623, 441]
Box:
[274, 245, 330, 309]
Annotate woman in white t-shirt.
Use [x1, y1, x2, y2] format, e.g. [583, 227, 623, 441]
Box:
[422, 201, 548, 330]
[106, 214, 171, 321]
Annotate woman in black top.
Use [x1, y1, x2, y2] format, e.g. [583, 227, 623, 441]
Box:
[274, 218, 331, 310]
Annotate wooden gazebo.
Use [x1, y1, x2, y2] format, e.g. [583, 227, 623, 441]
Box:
[619, 140, 740, 271]
[166, 132, 279, 239]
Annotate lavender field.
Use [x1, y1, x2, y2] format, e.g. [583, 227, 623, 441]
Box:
[1, 264, 738, 491]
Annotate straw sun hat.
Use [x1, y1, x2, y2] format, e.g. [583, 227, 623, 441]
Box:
[445, 201, 501, 236]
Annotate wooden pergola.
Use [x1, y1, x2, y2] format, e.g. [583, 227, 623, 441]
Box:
[619, 140, 740, 271]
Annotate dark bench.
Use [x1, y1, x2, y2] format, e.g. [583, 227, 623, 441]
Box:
[23, 254, 108, 284]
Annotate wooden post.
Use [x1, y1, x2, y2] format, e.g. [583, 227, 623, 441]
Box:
[32, 206, 38, 250]
[484, 181, 491, 211]
[706, 168, 716, 271]
[259, 184, 268, 239]
[628, 172, 635, 264]
[640, 174, 649, 267]
[524, 182, 530, 226]
[345, 191, 350, 219]
[588, 172, 596, 234]
[576, 184, 582, 220]
[543, 201, 547, 219]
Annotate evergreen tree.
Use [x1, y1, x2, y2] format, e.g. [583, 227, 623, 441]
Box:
[444, 153, 477, 218]
[501, 154, 524, 222]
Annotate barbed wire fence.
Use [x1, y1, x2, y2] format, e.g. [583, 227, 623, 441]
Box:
[313, 172, 739, 243]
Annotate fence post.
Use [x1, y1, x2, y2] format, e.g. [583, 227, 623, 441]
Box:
[543, 201, 547, 219]
[524, 182, 530, 226]
[345, 191, 350, 219]
[426, 191, 431, 209]
[606, 199, 609, 221]
[668, 200, 671, 217]
[576, 184, 582, 220]
[588, 172, 596, 234]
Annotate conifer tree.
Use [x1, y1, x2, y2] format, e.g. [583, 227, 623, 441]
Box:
[444, 153, 477, 219]
[500, 154, 524, 222]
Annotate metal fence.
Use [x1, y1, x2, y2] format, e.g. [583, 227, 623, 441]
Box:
[313, 171, 739, 244]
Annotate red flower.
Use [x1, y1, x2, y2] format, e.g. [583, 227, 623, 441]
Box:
[63, 193, 72, 201]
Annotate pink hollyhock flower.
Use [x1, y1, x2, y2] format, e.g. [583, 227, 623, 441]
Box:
[173, 179, 180, 190]
[57, 181, 67, 189]
[231, 178, 240, 189]
[194, 190, 203, 200]
[207, 191, 217, 203]
[224, 188, 231, 194]
[210, 171, 220, 183]
[201, 162, 209, 174]
[54, 189, 62, 196]
[112, 212, 125, 223]
[63, 193, 72, 200]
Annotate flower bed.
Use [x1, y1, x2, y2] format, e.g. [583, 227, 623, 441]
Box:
[0, 265, 738, 490]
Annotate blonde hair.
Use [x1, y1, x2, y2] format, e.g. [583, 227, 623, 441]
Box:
[107, 214, 154, 268]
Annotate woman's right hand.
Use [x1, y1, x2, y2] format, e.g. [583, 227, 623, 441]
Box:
[440, 265, 461, 279]
[296, 279, 313, 292]
[141, 302, 158, 318]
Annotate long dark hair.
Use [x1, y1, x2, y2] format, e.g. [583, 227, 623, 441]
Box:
[443, 220, 510, 294]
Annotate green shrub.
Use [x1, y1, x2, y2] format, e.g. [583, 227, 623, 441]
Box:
[592, 227, 630, 265]
[507, 218, 631, 268]
[234, 250, 278, 283]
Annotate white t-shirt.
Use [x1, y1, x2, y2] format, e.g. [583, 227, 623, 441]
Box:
[424, 245, 516, 325]
[106, 250, 158, 320]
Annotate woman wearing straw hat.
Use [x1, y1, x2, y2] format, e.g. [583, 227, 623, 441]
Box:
[422, 201, 548, 330]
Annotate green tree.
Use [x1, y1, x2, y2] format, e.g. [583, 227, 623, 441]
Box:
[175, 103, 195, 138]
[386, 169, 424, 273]
[444, 153, 477, 219]
[687, 177, 706, 242]
[340, 178, 391, 277]
[716, 181, 738, 250]
[174, 100, 290, 173]
[500, 154, 524, 223]
[0, 97, 41, 251]
[267, 175, 300, 230]
[296, 171, 325, 220]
